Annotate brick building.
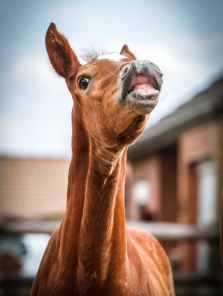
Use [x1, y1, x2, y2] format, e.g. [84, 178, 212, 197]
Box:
[0, 157, 70, 219]
[127, 76, 223, 272]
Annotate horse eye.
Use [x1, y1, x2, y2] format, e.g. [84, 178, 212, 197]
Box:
[79, 77, 90, 90]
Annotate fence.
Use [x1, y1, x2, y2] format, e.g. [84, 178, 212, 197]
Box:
[0, 218, 222, 296]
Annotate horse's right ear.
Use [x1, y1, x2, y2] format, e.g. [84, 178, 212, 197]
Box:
[120, 44, 136, 60]
[45, 23, 81, 79]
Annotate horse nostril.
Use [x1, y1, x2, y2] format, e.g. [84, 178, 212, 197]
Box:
[120, 65, 129, 80]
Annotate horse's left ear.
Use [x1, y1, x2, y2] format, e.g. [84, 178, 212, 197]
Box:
[45, 23, 81, 79]
[120, 44, 136, 60]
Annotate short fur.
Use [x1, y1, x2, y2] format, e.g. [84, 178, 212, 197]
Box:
[31, 23, 175, 296]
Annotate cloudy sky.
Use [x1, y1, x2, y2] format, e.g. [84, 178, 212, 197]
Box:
[0, 0, 223, 156]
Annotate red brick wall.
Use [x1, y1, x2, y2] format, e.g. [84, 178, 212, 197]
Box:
[0, 157, 70, 219]
[129, 150, 178, 264]
[131, 154, 163, 221]
[177, 121, 222, 271]
[130, 149, 177, 223]
[178, 122, 220, 225]
[127, 120, 223, 272]
[161, 153, 177, 222]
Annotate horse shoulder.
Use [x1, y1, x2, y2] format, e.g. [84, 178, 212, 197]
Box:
[126, 227, 175, 296]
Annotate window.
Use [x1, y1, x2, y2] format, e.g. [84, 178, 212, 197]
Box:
[196, 160, 217, 273]
[133, 179, 150, 206]
[133, 179, 152, 221]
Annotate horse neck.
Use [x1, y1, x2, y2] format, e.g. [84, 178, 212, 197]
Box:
[64, 101, 127, 283]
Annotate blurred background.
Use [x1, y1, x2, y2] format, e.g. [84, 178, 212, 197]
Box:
[0, 0, 223, 295]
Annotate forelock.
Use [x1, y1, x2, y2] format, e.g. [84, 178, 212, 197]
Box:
[80, 47, 117, 63]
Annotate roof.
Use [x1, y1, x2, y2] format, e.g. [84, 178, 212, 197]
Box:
[128, 76, 223, 161]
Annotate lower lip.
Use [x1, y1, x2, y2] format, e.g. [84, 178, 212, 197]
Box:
[125, 92, 159, 114]
[128, 89, 159, 98]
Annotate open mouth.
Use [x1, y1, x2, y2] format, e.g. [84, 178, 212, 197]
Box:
[128, 73, 157, 95]
[116, 60, 163, 115]
[126, 72, 160, 114]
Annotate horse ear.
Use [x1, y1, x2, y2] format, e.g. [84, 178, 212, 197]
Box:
[45, 23, 81, 78]
[120, 44, 136, 60]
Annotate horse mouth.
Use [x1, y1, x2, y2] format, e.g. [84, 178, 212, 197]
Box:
[124, 72, 160, 115]
[128, 73, 158, 96]
[116, 60, 162, 115]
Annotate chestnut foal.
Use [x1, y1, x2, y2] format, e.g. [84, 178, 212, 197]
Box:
[31, 23, 175, 296]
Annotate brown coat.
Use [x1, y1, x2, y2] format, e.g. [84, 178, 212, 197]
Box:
[31, 23, 175, 296]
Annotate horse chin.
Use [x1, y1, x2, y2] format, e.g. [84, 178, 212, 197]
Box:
[125, 90, 159, 115]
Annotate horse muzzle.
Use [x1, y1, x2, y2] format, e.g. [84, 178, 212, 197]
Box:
[116, 60, 163, 115]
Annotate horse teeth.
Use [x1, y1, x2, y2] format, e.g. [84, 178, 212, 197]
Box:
[138, 89, 155, 94]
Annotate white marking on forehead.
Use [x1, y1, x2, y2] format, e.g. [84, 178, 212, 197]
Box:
[97, 53, 127, 62]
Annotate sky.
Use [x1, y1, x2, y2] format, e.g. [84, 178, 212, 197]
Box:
[0, 0, 223, 157]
